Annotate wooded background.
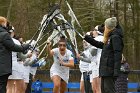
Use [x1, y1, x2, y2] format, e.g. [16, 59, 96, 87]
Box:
[0, 0, 140, 81]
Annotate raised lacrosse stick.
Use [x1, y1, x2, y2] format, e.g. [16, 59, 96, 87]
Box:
[56, 13, 84, 38]
[65, 0, 85, 34]
[31, 5, 61, 51]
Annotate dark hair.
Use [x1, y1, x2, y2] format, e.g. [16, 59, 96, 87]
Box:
[14, 35, 22, 40]
[59, 36, 67, 43]
[7, 25, 12, 32]
[98, 24, 105, 33]
[6, 21, 10, 28]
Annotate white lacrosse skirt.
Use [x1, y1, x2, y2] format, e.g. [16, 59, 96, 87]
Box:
[79, 48, 92, 81]
[8, 60, 24, 79]
[8, 70, 23, 80]
[89, 36, 103, 82]
[22, 66, 30, 83]
[79, 49, 91, 73]
[8, 39, 24, 80]
[90, 69, 99, 82]
[29, 53, 37, 76]
[88, 60, 98, 82]
[50, 48, 73, 83]
[79, 60, 90, 82]
[30, 67, 37, 76]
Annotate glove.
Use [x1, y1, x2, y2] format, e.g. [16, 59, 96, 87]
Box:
[22, 43, 30, 54]
[22, 43, 30, 50]
[22, 49, 28, 54]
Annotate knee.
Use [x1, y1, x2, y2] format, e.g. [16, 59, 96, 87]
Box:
[54, 82, 60, 88]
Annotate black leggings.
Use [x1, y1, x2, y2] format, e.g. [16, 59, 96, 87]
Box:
[0, 74, 10, 93]
[83, 72, 93, 93]
[26, 73, 33, 93]
[101, 76, 116, 93]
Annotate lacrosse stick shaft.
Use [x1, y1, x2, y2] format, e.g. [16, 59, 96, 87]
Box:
[65, 22, 84, 38]
[55, 13, 84, 39]
[38, 41, 48, 58]
[54, 19, 79, 54]
[28, 29, 40, 45]
[29, 15, 49, 51]
[38, 32, 49, 42]
[32, 6, 60, 50]
[65, 0, 80, 27]
[65, 0, 85, 35]
[29, 14, 48, 45]
[38, 30, 64, 58]
[32, 16, 53, 51]
[37, 31, 51, 49]
[37, 40, 48, 49]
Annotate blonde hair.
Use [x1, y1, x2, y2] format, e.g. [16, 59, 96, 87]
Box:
[103, 25, 113, 44]
[0, 16, 7, 26]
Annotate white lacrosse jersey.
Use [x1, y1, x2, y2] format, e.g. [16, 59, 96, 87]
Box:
[94, 35, 103, 69]
[89, 35, 103, 80]
[9, 38, 24, 79]
[11, 38, 22, 71]
[50, 48, 73, 83]
[79, 47, 92, 73]
[90, 36, 103, 69]
[88, 45, 97, 71]
[30, 53, 38, 75]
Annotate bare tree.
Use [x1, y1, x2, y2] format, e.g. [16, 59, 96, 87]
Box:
[7, 0, 13, 20]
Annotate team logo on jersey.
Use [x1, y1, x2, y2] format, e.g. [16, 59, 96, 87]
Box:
[57, 56, 68, 63]
[63, 59, 68, 62]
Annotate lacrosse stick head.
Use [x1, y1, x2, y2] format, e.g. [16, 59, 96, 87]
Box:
[26, 40, 36, 46]
[37, 57, 46, 67]
[31, 57, 47, 67]
[47, 4, 60, 18]
[25, 40, 37, 50]
[39, 4, 61, 34]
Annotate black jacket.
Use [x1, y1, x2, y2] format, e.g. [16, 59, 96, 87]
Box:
[0, 26, 25, 76]
[84, 26, 124, 77]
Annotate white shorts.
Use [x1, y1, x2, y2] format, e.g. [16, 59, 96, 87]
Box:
[8, 70, 23, 80]
[9, 61, 25, 80]
[23, 66, 30, 83]
[90, 69, 99, 82]
[23, 75, 30, 83]
[50, 71, 69, 84]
